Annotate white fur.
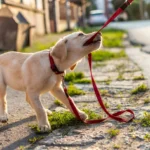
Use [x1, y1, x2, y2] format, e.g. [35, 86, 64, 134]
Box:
[0, 32, 101, 132]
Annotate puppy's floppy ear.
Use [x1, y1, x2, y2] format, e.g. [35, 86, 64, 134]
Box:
[70, 63, 77, 70]
[51, 39, 67, 61]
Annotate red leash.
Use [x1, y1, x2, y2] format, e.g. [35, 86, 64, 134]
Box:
[65, 0, 135, 123]
[50, 0, 135, 124]
[62, 54, 135, 124]
[49, 53, 135, 124]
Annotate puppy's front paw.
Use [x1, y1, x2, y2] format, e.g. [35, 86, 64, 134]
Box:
[39, 123, 51, 132]
[79, 111, 88, 120]
[0, 113, 8, 123]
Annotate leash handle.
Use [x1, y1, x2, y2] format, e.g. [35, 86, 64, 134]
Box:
[83, 0, 134, 46]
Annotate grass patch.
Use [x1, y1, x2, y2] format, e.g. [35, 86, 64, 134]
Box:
[67, 84, 85, 96]
[22, 42, 56, 53]
[133, 75, 145, 80]
[117, 72, 125, 81]
[92, 50, 126, 62]
[74, 78, 91, 84]
[108, 128, 120, 138]
[140, 112, 150, 127]
[28, 136, 44, 144]
[113, 144, 120, 149]
[65, 72, 84, 82]
[100, 89, 109, 96]
[144, 133, 150, 141]
[54, 99, 63, 106]
[144, 97, 150, 104]
[19, 146, 25, 150]
[83, 109, 102, 120]
[78, 27, 125, 48]
[48, 111, 81, 130]
[131, 84, 148, 95]
[30, 109, 102, 133]
[116, 104, 122, 110]
[104, 102, 110, 108]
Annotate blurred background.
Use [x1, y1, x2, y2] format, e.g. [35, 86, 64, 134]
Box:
[0, 0, 149, 51]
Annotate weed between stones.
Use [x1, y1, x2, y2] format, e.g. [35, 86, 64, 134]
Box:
[67, 84, 86, 96]
[107, 128, 120, 138]
[28, 136, 44, 144]
[113, 144, 120, 149]
[64, 72, 84, 82]
[29, 109, 102, 134]
[54, 99, 63, 106]
[144, 97, 150, 104]
[133, 75, 145, 80]
[144, 133, 150, 141]
[117, 72, 125, 81]
[99, 89, 109, 96]
[64, 72, 90, 84]
[140, 112, 150, 127]
[131, 84, 148, 95]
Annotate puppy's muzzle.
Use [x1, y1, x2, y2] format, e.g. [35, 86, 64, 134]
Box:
[83, 32, 101, 46]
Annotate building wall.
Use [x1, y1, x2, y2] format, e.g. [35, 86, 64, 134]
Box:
[1, 0, 49, 36]
[58, 0, 80, 32]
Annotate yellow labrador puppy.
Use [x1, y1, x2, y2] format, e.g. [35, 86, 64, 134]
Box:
[0, 32, 101, 132]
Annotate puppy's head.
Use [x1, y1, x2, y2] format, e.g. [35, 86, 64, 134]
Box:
[51, 32, 101, 70]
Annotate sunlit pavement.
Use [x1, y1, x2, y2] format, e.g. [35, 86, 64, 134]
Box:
[108, 20, 150, 46]
[108, 20, 150, 30]
[108, 20, 150, 87]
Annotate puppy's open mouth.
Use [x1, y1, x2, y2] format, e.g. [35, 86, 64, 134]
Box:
[83, 36, 101, 46]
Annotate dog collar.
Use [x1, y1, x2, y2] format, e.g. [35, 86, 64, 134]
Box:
[49, 51, 64, 74]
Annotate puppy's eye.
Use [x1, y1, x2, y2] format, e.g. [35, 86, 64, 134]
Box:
[78, 33, 84, 36]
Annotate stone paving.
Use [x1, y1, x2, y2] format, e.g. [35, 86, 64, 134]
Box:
[31, 48, 150, 150]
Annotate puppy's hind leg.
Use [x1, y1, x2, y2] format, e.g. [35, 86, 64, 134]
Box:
[0, 81, 8, 123]
[26, 92, 51, 132]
